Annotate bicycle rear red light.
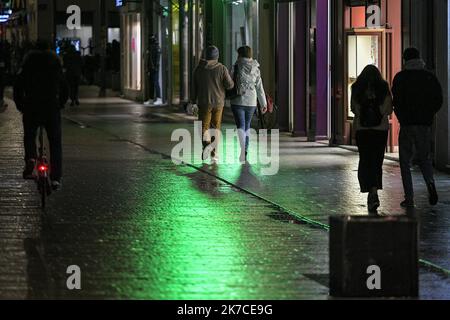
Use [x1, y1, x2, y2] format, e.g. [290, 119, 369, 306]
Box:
[38, 165, 48, 172]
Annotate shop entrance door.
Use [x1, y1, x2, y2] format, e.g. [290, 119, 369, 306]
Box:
[123, 13, 142, 91]
[345, 28, 395, 151]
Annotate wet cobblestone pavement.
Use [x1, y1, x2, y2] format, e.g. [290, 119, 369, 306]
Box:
[1, 92, 449, 299]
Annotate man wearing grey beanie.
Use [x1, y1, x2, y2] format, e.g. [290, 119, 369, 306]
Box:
[191, 45, 234, 163]
[205, 46, 220, 61]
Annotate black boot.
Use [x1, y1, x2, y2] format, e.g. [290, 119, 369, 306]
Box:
[427, 182, 438, 206]
[368, 192, 380, 213]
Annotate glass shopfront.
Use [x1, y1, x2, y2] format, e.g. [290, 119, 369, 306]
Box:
[148, 0, 205, 104]
[346, 33, 380, 117]
[123, 13, 142, 91]
[338, 0, 402, 151]
[224, 0, 259, 67]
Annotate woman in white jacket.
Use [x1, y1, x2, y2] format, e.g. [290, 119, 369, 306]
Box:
[231, 46, 268, 163]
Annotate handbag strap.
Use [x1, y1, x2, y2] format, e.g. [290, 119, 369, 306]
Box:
[233, 64, 239, 82]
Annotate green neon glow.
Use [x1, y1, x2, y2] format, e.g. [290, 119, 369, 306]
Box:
[125, 162, 251, 299]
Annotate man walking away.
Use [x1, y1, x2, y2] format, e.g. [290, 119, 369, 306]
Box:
[392, 47, 443, 208]
[191, 46, 234, 163]
[14, 40, 69, 190]
[64, 45, 83, 106]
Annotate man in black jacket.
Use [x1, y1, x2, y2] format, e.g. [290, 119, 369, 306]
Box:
[14, 40, 69, 190]
[63, 45, 83, 106]
[144, 35, 162, 106]
[392, 48, 443, 208]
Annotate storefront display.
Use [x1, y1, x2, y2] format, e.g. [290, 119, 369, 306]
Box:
[330, 0, 402, 150]
[123, 13, 141, 91]
[223, 0, 259, 67]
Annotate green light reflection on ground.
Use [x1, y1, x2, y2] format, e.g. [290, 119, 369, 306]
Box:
[129, 162, 250, 300]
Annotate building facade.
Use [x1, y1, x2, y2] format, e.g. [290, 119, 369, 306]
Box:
[4, 0, 119, 50]
[118, 0, 205, 103]
[3, 0, 449, 169]
[120, 0, 449, 168]
[204, 0, 276, 100]
[404, 0, 450, 172]
[277, 0, 330, 140]
[331, 0, 402, 152]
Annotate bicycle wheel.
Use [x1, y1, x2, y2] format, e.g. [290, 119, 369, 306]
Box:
[39, 177, 46, 209]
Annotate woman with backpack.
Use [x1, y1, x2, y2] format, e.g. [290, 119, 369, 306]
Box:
[230, 46, 268, 163]
[351, 65, 393, 213]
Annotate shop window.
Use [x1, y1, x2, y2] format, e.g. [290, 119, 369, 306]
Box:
[224, 0, 259, 67]
[123, 13, 141, 91]
[108, 28, 120, 43]
[56, 25, 93, 55]
[347, 34, 380, 118]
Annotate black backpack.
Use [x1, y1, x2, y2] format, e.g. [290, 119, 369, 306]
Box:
[360, 92, 383, 128]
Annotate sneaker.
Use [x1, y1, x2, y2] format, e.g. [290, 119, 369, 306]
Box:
[427, 182, 438, 206]
[239, 152, 248, 164]
[153, 98, 163, 106]
[368, 193, 380, 213]
[144, 99, 154, 106]
[401, 199, 415, 208]
[23, 160, 36, 180]
[202, 148, 210, 161]
[211, 156, 219, 164]
[201, 152, 209, 161]
[51, 180, 62, 191]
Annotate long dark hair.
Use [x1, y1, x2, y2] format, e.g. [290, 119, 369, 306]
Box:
[352, 65, 389, 107]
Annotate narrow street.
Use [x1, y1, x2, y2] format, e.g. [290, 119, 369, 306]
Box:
[0, 90, 448, 299]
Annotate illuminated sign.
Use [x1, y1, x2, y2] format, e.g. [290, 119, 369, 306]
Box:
[0, 10, 12, 23]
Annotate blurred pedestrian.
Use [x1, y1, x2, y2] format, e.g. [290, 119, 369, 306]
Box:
[191, 45, 234, 163]
[64, 45, 83, 106]
[83, 54, 97, 85]
[230, 46, 268, 163]
[351, 65, 393, 213]
[392, 48, 443, 208]
[111, 40, 120, 73]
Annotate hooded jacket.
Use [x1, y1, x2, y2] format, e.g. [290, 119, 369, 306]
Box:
[231, 58, 267, 108]
[392, 59, 443, 126]
[192, 59, 234, 108]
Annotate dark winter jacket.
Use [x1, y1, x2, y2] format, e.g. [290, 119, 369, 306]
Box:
[146, 43, 161, 73]
[14, 50, 69, 114]
[392, 59, 443, 126]
[192, 59, 234, 108]
[64, 51, 83, 78]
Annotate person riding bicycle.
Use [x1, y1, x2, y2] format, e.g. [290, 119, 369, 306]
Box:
[14, 40, 69, 190]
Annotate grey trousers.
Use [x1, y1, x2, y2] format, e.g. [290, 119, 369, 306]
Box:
[399, 125, 435, 201]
